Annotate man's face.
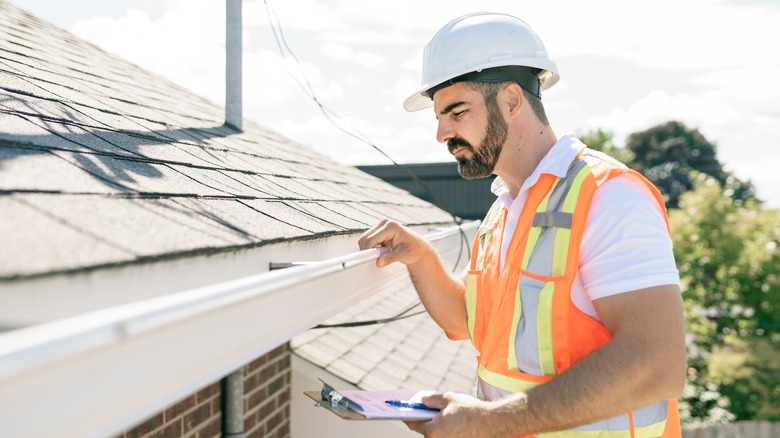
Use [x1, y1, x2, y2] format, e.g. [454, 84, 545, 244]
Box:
[432, 83, 508, 180]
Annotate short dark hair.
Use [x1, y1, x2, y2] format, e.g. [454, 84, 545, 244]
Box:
[465, 81, 549, 126]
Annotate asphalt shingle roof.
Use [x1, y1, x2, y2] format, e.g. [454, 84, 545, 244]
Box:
[0, 1, 453, 281]
[291, 273, 479, 393]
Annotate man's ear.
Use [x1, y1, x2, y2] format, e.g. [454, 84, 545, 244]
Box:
[502, 83, 525, 118]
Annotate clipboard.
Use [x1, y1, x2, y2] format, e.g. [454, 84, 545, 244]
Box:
[306, 378, 368, 420]
[306, 378, 437, 421]
[305, 391, 368, 420]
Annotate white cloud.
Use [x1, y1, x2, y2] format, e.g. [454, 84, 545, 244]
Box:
[320, 42, 386, 68]
[71, 2, 225, 104]
[243, 48, 297, 106]
[246, 0, 343, 32]
[29, 0, 778, 206]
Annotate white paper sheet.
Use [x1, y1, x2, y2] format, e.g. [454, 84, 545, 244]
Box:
[340, 389, 438, 420]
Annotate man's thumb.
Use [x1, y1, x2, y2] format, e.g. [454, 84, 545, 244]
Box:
[421, 393, 448, 409]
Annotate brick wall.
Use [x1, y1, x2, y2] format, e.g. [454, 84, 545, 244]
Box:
[115, 382, 222, 438]
[116, 344, 291, 438]
[244, 344, 291, 437]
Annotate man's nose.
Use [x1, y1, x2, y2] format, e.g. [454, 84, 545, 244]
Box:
[436, 119, 454, 144]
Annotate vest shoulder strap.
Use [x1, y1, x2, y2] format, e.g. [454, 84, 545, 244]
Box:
[472, 197, 504, 270]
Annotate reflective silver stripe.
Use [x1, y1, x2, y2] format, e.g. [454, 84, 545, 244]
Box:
[519, 159, 593, 370]
[514, 276, 546, 375]
[524, 159, 588, 277]
[633, 400, 668, 428]
[545, 155, 588, 214]
[532, 211, 573, 229]
[525, 227, 557, 280]
[555, 158, 589, 209]
[571, 414, 629, 432]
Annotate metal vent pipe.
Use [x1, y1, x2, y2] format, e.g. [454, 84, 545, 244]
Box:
[226, 0, 242, 130]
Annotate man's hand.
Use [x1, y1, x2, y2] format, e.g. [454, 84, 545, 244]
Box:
[358, 219, 434, 268]
[358, 219, 470, 340]
[405, 392, 503, 438]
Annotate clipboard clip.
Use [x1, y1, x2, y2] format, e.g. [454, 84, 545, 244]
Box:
[317, 378, 362, 411]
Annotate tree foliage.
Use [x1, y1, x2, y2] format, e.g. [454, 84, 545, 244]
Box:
[578, 128, 635, 165]
[581, 124, 778, 424]
[625, 121, 756, 208]
[669, 174, 779, 423]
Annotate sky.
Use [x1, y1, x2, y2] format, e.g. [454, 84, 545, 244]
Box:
[9, 0, 780, 207]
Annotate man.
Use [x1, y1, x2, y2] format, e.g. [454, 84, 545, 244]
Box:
[358, 12, 686, 438]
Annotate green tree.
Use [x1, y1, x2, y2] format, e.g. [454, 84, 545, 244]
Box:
[578, 128, 635, 165]
[669, 174, 779, 424]
[625, 121, 756, 208]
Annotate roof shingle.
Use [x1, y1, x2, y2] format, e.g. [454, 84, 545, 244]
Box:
[0, 1, 453, 280]
[291, 273, 478, 393]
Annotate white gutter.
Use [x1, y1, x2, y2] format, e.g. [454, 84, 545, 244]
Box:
[0, 222, 477, 438]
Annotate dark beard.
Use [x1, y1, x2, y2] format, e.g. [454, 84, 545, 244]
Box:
[448, 99, 508, 180]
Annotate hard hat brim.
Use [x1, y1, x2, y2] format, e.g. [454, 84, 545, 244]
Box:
[403, 61, 559, 112]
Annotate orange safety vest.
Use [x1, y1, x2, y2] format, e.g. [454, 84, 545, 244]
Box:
[465, 149, 681, 437]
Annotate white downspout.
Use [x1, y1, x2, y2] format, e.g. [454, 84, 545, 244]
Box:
[225, 0, 242, 130]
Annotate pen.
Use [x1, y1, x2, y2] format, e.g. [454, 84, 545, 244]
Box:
[385, 400, 441, 412]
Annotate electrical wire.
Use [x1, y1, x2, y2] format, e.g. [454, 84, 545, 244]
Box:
[312, 303, 425, 329]
[262, 0, 471, 328]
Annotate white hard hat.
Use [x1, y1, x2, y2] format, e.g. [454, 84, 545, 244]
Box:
[404, 12, 560, 112]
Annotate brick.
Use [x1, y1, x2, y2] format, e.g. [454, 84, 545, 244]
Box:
[270, 407, 284, 425]
[260, 362, 278, 383]
[182, 403, 212, 433]
[195, 416, 221, 438]
[268, 375, 285, 397]
[245, 425, 263, 438]
[197, 382, 219, 403]
[276, 388, 290, 407]
[164, 394, 197, 421]
[243, 372, 258, 390]
[263, 408, 288, 436]
[146, 419, 182, 438]
[243, 408, 257, 433]
[256, 399, 275, 423]
[210, 396, 221, 415]
[268, 344, 288, 360]
[274, 422, 290, 438]
[245, 355, 266, 374]
[275, 355, 290, 373]
[127, 413, 164, 436]
[246, 346, 287, 374]
[245, 385, 269, 412]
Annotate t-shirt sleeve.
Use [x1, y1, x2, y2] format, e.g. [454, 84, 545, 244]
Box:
[578, 174, 680, 302]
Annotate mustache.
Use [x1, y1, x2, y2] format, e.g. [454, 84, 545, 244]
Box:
[447, 137, 474, 154]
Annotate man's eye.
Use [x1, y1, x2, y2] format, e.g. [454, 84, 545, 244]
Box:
[453, 110, 466, 118]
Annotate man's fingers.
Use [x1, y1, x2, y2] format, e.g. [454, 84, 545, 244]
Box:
[358, 219, 389, 250]
[375, 241, 403, 267]
[404, 419, 428, 434]
[357, 220, 427, 268]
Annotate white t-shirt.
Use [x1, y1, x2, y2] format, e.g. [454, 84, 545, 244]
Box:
[491, 133, 680, 320]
